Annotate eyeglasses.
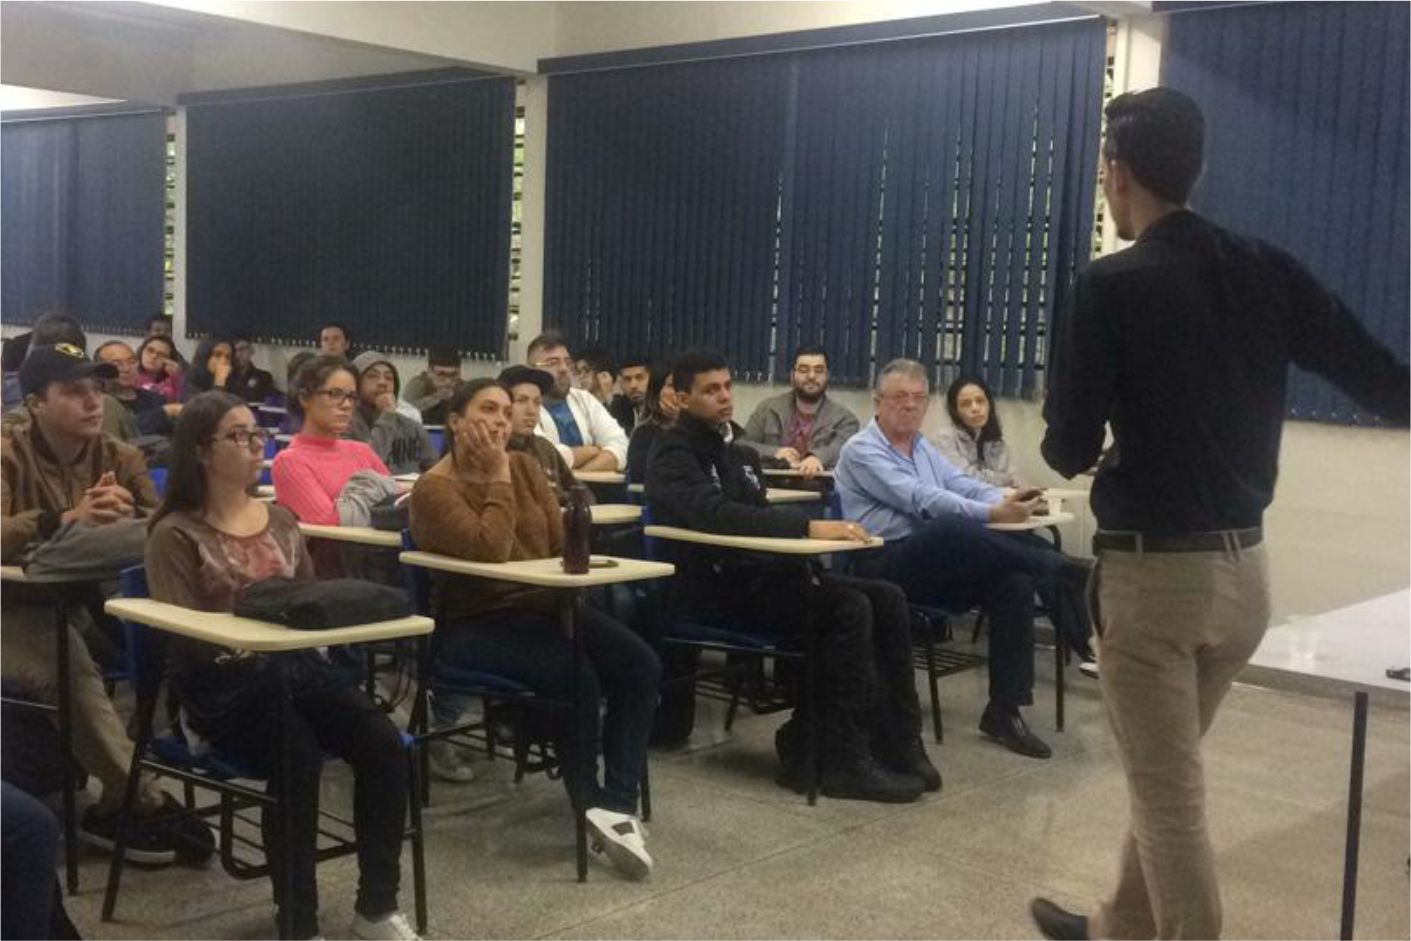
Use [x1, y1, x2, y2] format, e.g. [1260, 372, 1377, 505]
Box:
[312, 389, 358, 406]
[212, 428, 270, 449]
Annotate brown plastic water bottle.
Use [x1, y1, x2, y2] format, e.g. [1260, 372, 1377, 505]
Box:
[562, 485, 592, 574]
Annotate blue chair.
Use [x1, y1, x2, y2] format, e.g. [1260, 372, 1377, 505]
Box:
[426, 428, 445, 456]
[148, 467, 168, 499]
[101, 566, 428, 935]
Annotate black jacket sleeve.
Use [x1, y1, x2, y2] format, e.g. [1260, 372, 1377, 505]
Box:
[647, 438, 809, 539]
[1042, 270, 1118, 477]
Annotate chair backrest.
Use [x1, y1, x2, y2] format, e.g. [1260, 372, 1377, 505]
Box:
[116, 566, 170, 715]
[149, 467, 168, 498]
[638, 503, 665, 563]
[400, 529, 433, 617]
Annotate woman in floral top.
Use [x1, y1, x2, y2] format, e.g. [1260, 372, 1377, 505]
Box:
[145, 391, 418, 941]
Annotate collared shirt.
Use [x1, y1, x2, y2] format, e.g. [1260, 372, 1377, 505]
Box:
[1042, 210, 1410, 534]
[835, 418, 1002, 541]
[534, 387, 631, 470]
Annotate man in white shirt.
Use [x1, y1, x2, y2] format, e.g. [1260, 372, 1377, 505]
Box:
[526, 331, 628, 472]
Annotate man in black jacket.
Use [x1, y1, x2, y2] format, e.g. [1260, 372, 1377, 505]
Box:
[645, 349, 938, 804]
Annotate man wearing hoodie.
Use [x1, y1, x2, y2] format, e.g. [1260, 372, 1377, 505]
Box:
[345, 351, 436, 475]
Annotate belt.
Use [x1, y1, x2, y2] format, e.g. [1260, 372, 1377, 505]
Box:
[1093, 527, 1262, 554]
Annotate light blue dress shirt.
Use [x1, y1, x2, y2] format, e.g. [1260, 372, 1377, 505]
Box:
[835, 419, 1003, 541]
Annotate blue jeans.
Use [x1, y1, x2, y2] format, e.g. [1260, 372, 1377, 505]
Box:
[2, 781, 57, 940]
[442, 606, 660, 814]
[863, 515, 1064, 708]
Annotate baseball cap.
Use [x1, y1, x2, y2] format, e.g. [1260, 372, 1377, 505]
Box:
[498, 365, 553, 395]
[19, 343, 117, 398]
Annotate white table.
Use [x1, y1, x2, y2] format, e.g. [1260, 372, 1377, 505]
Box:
[574, 470, 626, 485]
[1248, 591, 1409, 939]
[988, 510, 1075, 532]
[765, 488, 821, 505]
[297, 523, 402, 549]
[397, 550, 671, 881]
[589, 503, 642, 525]
[762, 468, 833, 479]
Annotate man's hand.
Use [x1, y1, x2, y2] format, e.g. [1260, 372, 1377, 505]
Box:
[796, 455, 825, 478]
[458, 419, 509, 480]
[161, 358, 183, 377]
[808, 519, 870, 542]
[988, 491, 1039, 525]
[775, 446, 802, 464]
[570, 445, 602, 468]
[63, 472, 135, 525]
[375, 392, 399, 413]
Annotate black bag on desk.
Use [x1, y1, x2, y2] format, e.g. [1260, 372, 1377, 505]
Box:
[233, 578, 412, 630]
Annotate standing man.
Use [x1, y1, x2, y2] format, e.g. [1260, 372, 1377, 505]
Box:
[739, 345, 860, 477]
[1032, 89, 1409, 940]
[527, 331, 628, 472]
[402, 348, 462, 425]
[318, 321, 353, 359]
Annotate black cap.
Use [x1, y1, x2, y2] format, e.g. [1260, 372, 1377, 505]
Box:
[19, 343, 117, 398]
[497, 365, 553, 395]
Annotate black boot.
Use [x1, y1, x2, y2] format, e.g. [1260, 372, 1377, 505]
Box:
[979, 702, 1051, 759]
[820, 757, 924, 804]
[1030, 898, 1089, 940]
[875, 737, 942, 792]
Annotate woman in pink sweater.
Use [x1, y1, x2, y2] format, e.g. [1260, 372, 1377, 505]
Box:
[271, 355, 389, 525]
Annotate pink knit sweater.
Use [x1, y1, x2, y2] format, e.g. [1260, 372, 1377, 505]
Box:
[271, 433, 390, 525]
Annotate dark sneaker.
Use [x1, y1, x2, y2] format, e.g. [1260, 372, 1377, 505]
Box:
[79, 806, 177, 866]
[821, 757, 925, 804]
[898, 739, 942, 792]
[1030, 898, 1090, 940]
[153, 794, 216, 865]
[979, 703, 1052, 759]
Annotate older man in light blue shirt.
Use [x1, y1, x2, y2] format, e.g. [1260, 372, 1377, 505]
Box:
[837, 359, 1089, 760]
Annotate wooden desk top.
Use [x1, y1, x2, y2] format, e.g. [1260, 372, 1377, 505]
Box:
[297, 523, 402, 548]
[398, 551, 672, 588]
[644, 525, 883, 556]
[762, 468, 834, 479]
[590, 504, 642, 525]
[765, 488, 822, 504]
[575, 470, 627, 485]
[104, 598, 432, 652]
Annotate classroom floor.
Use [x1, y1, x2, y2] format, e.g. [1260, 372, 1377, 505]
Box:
[65, 636, 1410, 941]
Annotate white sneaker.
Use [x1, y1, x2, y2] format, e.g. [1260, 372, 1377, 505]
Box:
[585, 807, 653, 880]
[427, 740, 475, 783]
[351, 910, 421, 941]
[1078, 658, 1100, 680]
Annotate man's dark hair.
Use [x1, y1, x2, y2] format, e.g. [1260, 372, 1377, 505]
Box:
[1104, 87, 1205, 205]
[526, 330, 569, 360]
[319, 321, 350, 343]
[671, 348, 729, 394]
[618, 353, 650, 371]
[428, 347, 460, 369]
[575, 346, 616, 378]
[2, 332, 32, 373]
[30, 311, 85, 351]
[792, 344, 829, 368]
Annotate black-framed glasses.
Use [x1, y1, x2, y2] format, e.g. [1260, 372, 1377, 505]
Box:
[312, 389, 358, 406]
[213, 428, 270, 449]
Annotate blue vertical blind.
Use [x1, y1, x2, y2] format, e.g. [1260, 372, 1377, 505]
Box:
[781, 20, 1105, 390]
[545, 18, 1106, 389]
[1, 110, 166, 332]
[1163, 1, 1410, 425]
[186, 77, 516, 357]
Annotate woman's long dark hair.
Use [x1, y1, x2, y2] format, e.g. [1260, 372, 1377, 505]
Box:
[945, 375, 1004, 447]
[444, 377, 506, 459]
[136, 335, 176, 379]
[149, 390, 247, 532]
[187, 336, 234, 394]
[640, 363, 675, 426]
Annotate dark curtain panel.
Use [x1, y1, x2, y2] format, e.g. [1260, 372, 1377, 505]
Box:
[545, 57, 792, 380]
[1, 111, 165, 333]
[186, 77, 515, 357]
[1164, 1, 1410, 425]
[545, 18, 1105, 389]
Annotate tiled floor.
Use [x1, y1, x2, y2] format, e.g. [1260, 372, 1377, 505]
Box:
[63, 643, 1409, 940]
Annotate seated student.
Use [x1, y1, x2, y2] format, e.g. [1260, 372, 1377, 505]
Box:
[272, 355, 390, 525]
[3, 313, 141, 443]
[145, 391, 419, 941]
[615, 355, 652, 435]
[835, 359, 1095, 759]
[646, 349, 938, 803]
[228, 334, 275, 404]
[934, 376, 1017, 487]
[144, 313, 187, 364]
[624, 365, 679, 486]
[95, 340, 175, 437]
[135, 334, 185, 404]
[574, 346, 637, 434]
[318, 321, 354, 360]
[739, 345, 860, 477]
[345, 352, 436, 475]
[526, 332, 629, 472]
[409, 378, 660, 878]
[183, 336, 237, 400]
[401, 348, 461, 425]
[0, 343, 212, 865]
[499, 365, 579, 499]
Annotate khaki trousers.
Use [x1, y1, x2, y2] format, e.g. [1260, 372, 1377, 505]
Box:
[1092, 543, 1270, 940]
[2, 604, 164, 814]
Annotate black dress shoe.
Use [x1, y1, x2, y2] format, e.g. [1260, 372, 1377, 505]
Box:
[1030, 898, 1089, 940]
[877, 738, 942, 792]
[979, 703, 1052, 759]
[821, 757, 925, 804]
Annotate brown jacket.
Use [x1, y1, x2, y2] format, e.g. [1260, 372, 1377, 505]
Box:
[1, 414, 157, 564]
[409, 450, 563, 622]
